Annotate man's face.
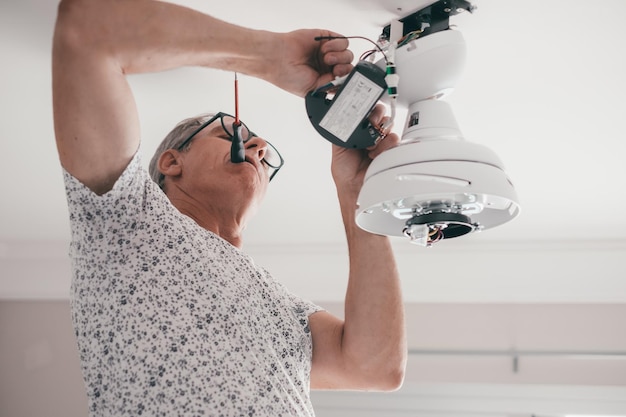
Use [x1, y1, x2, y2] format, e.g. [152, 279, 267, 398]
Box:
[174, 117, 271, 214]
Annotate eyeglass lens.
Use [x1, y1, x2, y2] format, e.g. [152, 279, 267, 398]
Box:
[221, 115, 282, 169]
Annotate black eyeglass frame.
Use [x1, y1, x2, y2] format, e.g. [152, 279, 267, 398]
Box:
[176, 112, 284, 181]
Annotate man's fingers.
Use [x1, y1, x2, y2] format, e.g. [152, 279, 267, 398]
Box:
[365, 107, 400, 159]
[320, 36, 350, 53]
[323, 49, 354, 66]
[368, 132, 400, 159]
[368, 104, 387, 127]
[332, 63, 353, 77]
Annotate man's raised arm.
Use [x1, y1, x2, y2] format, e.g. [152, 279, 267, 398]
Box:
[52, 0, 353, 194]
[309, 106, 407, 391]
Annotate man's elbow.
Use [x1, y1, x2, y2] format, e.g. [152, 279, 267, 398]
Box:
[374, 364, 406, 392]
[355, 357, 406, 392]
[54, 1, 85, 51]
[56, 0, 85, 32]
[54, 0, 103, 52]
[377, 347, 407, 391]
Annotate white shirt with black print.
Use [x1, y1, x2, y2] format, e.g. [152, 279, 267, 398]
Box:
[64, 148, 322, 417]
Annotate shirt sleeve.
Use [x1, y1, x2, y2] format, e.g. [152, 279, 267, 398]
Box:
[62, 149, 156, 256]
[62, 148, 144, 207]
[274, 277, 324, 318]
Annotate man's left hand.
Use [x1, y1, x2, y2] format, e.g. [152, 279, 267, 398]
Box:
[331, 104, 400, 198]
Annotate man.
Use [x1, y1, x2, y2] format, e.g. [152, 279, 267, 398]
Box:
[53, 0, 406, 416]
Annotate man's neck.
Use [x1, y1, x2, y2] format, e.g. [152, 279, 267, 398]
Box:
[167, 194, 246, 249]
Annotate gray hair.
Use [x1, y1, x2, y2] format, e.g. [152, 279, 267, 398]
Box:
[149, 113, 216, 190]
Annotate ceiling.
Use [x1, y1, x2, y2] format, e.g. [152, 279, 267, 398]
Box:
[2, 0, 625, 303]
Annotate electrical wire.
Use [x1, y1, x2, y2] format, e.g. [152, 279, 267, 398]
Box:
[360, 49, 378, 62]
[397, 30, 423, 47]
[381, 98, 396, 131]
[381, 40, 399, 132]
[429, 227, 444, 244]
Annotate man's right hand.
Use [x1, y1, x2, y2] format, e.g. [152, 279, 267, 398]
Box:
[268, 29, 354, 97]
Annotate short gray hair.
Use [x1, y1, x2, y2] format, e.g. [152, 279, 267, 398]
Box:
[149, 113, 216, 190]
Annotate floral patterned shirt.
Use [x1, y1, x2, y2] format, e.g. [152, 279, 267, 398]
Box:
[63, 150, 321, 416]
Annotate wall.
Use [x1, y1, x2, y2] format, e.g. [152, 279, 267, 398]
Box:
[0, 301, 87, 417]
[1, 301, 625, 417]
[3, 239, 626, 303]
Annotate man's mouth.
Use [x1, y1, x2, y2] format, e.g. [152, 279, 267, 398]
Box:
[243, 156, 262, 174]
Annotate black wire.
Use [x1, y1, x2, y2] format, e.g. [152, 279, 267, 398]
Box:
[314, 35, 389, 64]
[360, 49, 377, 61]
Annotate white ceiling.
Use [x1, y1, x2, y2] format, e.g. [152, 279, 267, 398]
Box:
[1, 0, 626, 303]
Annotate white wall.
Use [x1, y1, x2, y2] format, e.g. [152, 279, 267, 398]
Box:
[2, 301, 626, 416]
[2, 239, 626, 302]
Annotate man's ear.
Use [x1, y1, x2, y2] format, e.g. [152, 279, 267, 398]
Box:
[158, 149, 183, 179]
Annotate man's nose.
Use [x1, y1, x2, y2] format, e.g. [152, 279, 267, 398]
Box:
[245, 136, 268, 161]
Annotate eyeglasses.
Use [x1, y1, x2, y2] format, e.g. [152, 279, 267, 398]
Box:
[176, 112, 284, 181]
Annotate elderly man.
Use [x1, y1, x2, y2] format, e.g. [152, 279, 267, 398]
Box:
[52, 0, 406, 416]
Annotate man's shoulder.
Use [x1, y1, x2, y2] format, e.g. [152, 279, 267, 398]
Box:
[63, 148, 174, 234]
